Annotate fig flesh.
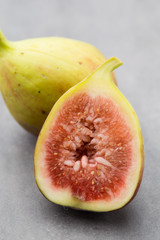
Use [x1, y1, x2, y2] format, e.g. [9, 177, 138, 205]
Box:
[34, 57, 144, 212]
[0, 30, 116, 135]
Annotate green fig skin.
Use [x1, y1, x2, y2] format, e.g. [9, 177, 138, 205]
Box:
[0, 31, 116, 135]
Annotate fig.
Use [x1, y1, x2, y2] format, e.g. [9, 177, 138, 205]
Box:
[0, 30, 116, 135]
[34, 57, 144, 212]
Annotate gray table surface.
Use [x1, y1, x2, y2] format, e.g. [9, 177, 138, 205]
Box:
[0, 0, 160, 239]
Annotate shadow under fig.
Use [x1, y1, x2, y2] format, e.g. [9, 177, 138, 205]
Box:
[40, 197, 139, 232]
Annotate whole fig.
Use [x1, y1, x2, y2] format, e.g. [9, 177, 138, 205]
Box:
[0, 31, 116, 135]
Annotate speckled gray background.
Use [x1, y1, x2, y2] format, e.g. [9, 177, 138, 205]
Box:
[0, 0, 160, 239]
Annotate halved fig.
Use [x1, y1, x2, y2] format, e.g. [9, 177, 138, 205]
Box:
[34, 57, 144, 212]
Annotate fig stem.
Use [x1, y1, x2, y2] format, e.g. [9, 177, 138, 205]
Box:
[86, 57, 123, 86]
[100, 57, 123, 78]
[104, 57, 123, 84]
[0, 30, 11, 51]
[105, 57, 123, 72]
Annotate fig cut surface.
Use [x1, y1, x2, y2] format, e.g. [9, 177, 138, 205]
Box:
[34, 57, 144, 212]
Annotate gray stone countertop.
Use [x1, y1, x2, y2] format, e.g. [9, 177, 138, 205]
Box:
[0, 0, 160, 239]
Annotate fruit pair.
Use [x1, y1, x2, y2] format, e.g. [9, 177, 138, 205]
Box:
[0, 32, 144, 212]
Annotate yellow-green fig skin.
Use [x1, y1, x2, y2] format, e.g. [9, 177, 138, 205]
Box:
[0, 30, 116, 135]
